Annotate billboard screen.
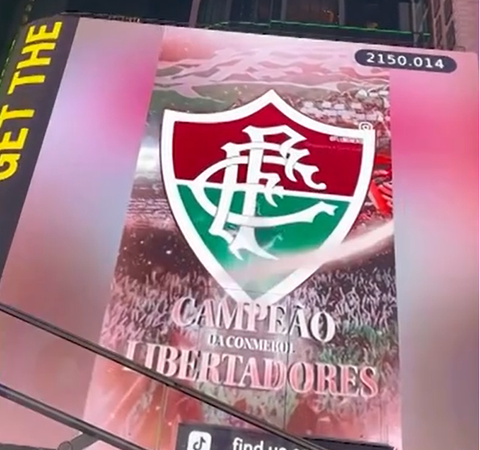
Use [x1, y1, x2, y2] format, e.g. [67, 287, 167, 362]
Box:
[94, 26, 398, 446]
[0, 16, 477, 450]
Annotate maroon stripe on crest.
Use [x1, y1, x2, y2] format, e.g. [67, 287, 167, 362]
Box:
[171, 104, 363, 197]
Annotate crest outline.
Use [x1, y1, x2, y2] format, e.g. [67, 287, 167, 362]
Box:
[161, 90, 376, 306]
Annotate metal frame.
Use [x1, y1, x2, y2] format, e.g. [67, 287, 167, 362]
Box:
[0, 301, 328, 450]
[0, 383, 142, 450]
[59, 433, 98, 450]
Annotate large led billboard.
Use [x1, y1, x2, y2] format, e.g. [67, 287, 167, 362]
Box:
[0, 15, 477, 450]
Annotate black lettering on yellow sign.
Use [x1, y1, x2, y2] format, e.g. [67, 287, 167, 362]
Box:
[0, 21, 62, 182]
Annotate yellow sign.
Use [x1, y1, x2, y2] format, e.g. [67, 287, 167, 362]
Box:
[0, 21, 63, 182]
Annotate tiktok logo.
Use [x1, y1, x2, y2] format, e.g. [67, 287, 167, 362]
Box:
[187, 431, 212, 450]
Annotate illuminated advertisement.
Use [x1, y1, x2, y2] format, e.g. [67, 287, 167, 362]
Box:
[0, 16, 477, 450]
[82, 26, 439, 449]
[96, 29, 397, 444]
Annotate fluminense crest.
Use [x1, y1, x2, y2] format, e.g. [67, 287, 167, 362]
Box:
[161, 90, 375, 306]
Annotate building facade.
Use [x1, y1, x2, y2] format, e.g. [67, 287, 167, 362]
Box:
[0, 0, 432, 58]
[428, 0, 478, 52]
[2, 0, 478, 63]
[190, 0, 432, 47]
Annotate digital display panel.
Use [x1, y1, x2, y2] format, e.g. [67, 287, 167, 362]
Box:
[0, 17, 477, 450]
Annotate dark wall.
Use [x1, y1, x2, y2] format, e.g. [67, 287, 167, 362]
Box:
[344, 0, 402, 29]
[64, 0, 150, 18]
[64, 0, 194, 22]
[0, 0, 25, 76]
[0, 0, 69, 75]
[146, 0, 194, 23]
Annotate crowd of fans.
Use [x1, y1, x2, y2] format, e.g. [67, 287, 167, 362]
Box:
[102, 221, 396, 350]
[100, 221, 398, 434]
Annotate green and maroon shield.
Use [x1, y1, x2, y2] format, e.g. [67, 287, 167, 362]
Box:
[161, 90, 375, 305]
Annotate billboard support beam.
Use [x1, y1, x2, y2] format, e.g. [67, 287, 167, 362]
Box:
[189, 0, 202, 26]
[0, 383, 143, 450]
[0, 301, 328, 450]
[58, 433, 99, 450]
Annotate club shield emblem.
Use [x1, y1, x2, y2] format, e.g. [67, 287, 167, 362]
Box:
[161, 90, 375, 306]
